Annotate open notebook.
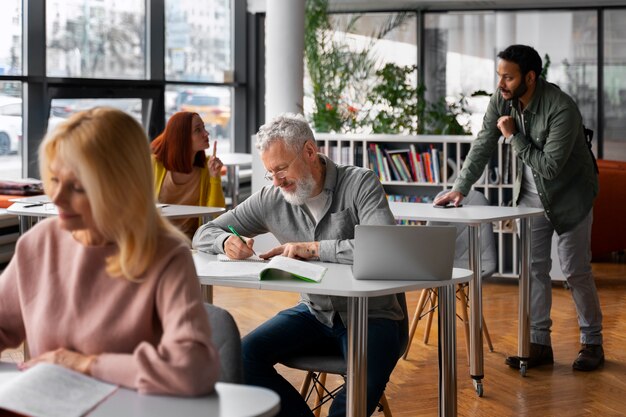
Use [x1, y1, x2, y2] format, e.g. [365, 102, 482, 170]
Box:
[206, 255, 326, 283]
[0, 363, 117, 417]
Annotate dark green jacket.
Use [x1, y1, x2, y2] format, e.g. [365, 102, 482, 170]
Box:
[452, 78, 598, 234]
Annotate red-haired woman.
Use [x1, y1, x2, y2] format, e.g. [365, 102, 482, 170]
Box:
[151, 112, 225, 238]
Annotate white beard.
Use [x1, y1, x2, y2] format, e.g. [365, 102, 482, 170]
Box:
[280, 172, 316, 206]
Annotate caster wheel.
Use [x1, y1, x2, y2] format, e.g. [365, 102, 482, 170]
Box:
[473, 380, 484, 397]
[520, 363, 527, 377]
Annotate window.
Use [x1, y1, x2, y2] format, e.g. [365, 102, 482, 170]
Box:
[0, 81, 22, 178]
[165, 85, 233, 153]
[46, 0, 146, 79]
[424, 11, 598, 137]
[0, 0, 21, 76]
[49, 98, 144, 128]
[165, 0, 233, 83]
[604, 9, 626, 161]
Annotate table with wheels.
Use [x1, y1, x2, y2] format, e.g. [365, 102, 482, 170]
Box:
[389, 202, 544, 394]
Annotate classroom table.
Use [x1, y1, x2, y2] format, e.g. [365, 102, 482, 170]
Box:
[0, 362, 280, 417]
[219, 153, 252, 207]
[193, 251, 473, 417]
[389, 202, 545, 395]
[7, 198, 225, 235]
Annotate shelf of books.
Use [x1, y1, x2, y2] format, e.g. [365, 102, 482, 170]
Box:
[316, 133, 520, 278]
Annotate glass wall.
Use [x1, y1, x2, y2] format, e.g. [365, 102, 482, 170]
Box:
[0, 0, 21, 76]
[424, 11, 598, 140]
[304, 12, 418, 133]
[0, 0, 21, 179]
[46, 0, 146, 79]
[604, 9, 626, 161]
[165, 0, 234, 151]
[0, 1, 239, 180]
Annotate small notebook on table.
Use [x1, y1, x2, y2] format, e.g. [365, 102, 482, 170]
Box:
[208, 255, 326, 283]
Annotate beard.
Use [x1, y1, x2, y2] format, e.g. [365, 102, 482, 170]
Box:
[502, 77, 528, 101]
[280, 171, 316, 206]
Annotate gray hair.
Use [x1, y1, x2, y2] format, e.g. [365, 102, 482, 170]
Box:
[255, 113, 315, 153]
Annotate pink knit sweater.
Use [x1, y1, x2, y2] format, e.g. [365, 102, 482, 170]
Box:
[0, 218, 220, 396]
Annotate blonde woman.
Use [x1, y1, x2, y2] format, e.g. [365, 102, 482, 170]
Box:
[0, 107, 220, 395]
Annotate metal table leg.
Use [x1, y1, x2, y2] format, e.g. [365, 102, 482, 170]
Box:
[202, 285, 214, 304]
[468, 224, 484, 396]
[438, 284, 458, 417]
[518, 218, 532, 376]
[18, 215, 35, 235]
[227, 165, 240, 207]
[346, 296, 368, 417]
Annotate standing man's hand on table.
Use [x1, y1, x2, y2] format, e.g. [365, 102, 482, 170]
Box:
[434, 191, 465, 207]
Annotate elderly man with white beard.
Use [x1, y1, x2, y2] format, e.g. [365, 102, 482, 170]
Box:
[193, 113, 405, 417]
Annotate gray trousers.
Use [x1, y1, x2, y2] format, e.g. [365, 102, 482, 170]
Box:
[518, 191, 603, 347]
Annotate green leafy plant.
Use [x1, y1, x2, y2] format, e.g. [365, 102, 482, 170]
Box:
[304, 0, 470, 135]
[365, 63, 470, 135]
[304, 0, 407, 133]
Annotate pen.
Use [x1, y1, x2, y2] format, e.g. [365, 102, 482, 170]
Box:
[227, 225, 257, 255]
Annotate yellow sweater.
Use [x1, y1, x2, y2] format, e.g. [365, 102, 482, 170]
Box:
[152, 156, 225, 226]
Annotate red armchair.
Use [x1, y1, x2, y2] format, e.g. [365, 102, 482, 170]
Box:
[591, 159, 626, 259]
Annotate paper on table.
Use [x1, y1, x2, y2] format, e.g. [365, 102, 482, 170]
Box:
[217, 253, 265, 263]
[0, 363, 117, 417]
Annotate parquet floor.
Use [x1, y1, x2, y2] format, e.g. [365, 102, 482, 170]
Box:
[3, 261, 625, 416]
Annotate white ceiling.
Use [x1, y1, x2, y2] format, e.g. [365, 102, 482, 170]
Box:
[248, 0, 626, 14]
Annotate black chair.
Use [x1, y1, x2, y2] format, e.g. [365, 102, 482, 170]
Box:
[280, 293, 409, 417]
[204, 303, 244, 383]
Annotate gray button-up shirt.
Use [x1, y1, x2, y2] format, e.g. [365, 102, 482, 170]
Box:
[193, 154, 404, 327]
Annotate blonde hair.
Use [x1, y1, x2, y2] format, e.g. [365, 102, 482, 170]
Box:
[39, 107, 188, 281]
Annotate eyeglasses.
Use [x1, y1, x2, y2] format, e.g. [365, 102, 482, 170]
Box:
[264, 155, 299, 182]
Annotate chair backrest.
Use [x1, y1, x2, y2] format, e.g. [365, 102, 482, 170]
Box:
[429, 190, 497, 279]
[204, 303, 244, 384]
[396, 292, 409, 356]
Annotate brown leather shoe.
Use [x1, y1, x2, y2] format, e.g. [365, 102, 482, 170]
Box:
[572, 344, 604, 371]
[506, 343, 554, 369]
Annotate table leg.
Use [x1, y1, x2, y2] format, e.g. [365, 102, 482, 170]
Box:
[18, 215, 35, 235]
[517, 218, 532, 376]
[227, 166, 240, 207]
[346, 296, 368, 417]
[202, 285, 214, 304]
[467, 224, 484, 397]
[438, 284, 457, 417]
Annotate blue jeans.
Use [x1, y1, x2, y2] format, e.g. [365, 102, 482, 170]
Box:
[518, 191, 603, 346]
[242, 303, 402, 417]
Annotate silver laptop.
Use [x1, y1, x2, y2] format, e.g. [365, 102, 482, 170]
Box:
[353, 225, 456, 281]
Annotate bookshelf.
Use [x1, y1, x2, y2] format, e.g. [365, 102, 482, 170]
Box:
[316, 133, 520, 278]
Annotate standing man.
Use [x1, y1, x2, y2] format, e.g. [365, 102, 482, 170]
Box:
[193, 113, 406, 416]
[435, 44, 604, 371]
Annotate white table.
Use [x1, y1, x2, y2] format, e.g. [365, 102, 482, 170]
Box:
[7, 199, 225, 235]
[219, 153, 252, 207]
[389, 202, 545, 394]
[194, 251, 473, 417]
[0, 362, 280, 417]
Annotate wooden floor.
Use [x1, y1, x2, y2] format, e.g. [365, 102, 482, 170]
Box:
[3, 261, 625, 416]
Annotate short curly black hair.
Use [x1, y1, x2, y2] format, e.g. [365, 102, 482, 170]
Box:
[497, 45, 542, 78]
